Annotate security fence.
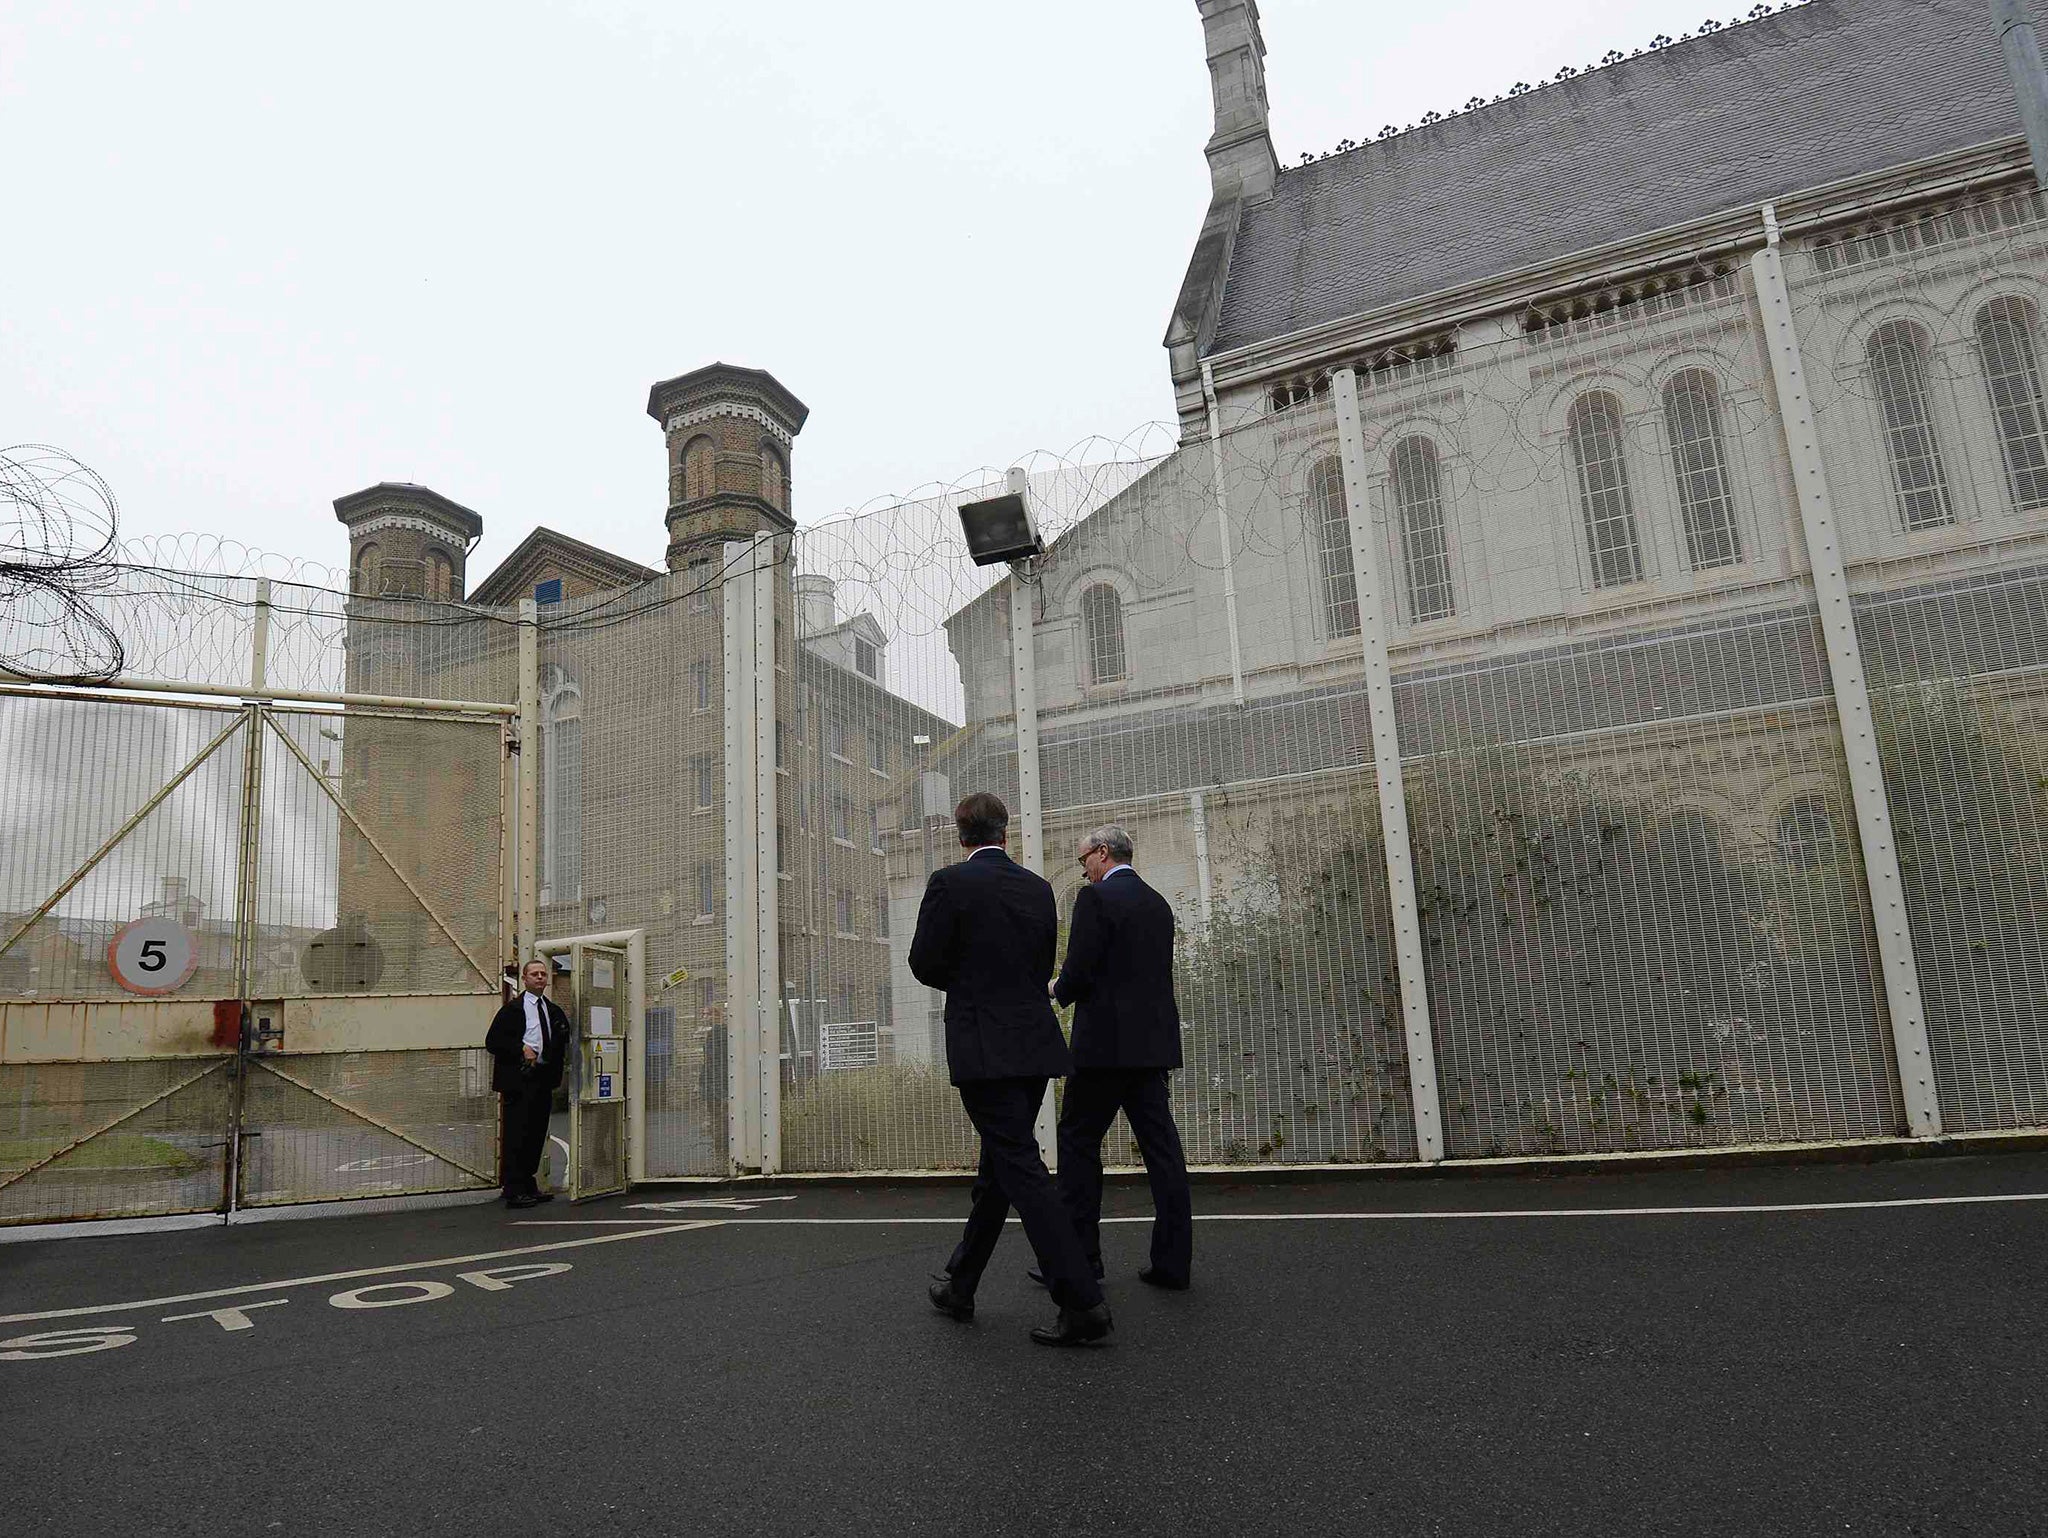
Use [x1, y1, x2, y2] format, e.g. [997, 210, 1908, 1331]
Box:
[8, 182, 2048, 1209]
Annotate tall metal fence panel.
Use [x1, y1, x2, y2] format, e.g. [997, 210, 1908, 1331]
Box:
[1, 554, 518, 1222]
[1792, 184, 2048, 1132]
[533, 571, 729, 1177]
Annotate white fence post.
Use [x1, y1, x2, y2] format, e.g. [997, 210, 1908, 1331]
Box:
[1752, 209, 1942, 1137]
[722, 542, 762, 1173]
[752, 535, 781, 1175]
[721, 536, 782, 1174]
[1332, 367, 1446, 1163]
[517, 598, 540, 965]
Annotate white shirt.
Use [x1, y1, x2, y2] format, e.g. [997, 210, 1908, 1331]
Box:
[1102, 863, 1135, 881]
[967, 845, 1008, 859]
[521, 990, 547, 1054]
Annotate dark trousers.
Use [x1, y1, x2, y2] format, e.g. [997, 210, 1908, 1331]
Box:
[499, 1079, 553, 1195]
[1057, 1068, 1193, 1285]
[944, 1076, 1104, 1312]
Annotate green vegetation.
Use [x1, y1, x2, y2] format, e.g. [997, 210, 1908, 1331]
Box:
[0, 1133, 201, 1175]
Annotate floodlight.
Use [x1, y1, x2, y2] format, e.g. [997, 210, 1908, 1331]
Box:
[956, 473, 1043, 566]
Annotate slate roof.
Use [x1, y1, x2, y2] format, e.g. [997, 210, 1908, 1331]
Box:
[1212, 0, 2021, 355]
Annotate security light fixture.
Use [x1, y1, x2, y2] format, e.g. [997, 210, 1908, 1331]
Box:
[956, 470, 1043, 566]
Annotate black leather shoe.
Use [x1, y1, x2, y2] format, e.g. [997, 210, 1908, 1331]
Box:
[1030, 1303, 1113, 1347]
[928, 1279, 975, 1321]
[531, 1190, 555, 1204]
[506, 1193, 540, 1209]
[1138, 1267, 1189, 1291]
[1028, 1264, 1104, 1289]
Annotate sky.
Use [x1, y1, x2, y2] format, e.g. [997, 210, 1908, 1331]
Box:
[0, 0, 1798, 586]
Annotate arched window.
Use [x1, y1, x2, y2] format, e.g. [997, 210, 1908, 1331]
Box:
[1567, 392, 1644, 587]
[1306, 456, 1359, 638]
[1662, 370, 1743, 570]
[1975, 296, 2048, 511]
[761, 445, 788, 511]
[1866, 320, 1954, 529]
[1775, 792, 1841, 872]
[355, 543, 380, 597]
[543, 684, 583, 904]
[682, 436, 716, 502]
[1389, 436, 1454, 622]
[427, 550, 454, 602]
[1081, 584, 1127, 685]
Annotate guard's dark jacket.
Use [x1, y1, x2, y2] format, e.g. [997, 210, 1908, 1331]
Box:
[909, 848, 1072, 1085]
[484, 992, 570, 1093]
[1052, 870, 1183, 1070]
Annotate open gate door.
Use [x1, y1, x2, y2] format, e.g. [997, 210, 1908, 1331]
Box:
[565, 941, 629, 1201]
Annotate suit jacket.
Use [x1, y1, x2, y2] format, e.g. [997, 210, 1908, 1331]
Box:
[909, 848, 1072, 1086]
[1052, 870, 1183, 1070]
[485, 991, 571, 1093]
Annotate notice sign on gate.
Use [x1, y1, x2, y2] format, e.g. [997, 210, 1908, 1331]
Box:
[106, 917, 199, 995]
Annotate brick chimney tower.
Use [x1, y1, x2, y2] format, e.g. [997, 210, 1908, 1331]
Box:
[646, 363, 809, 572]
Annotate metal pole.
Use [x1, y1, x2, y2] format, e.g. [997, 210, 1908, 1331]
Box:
[1190, 790, 1214, 928]
[752, 535, 782, 1176]
[721, 541, 761, 1173]
[1003, 483, 1057, 1167]
[249, 577, 272, 694]
[1752, 206, 1942, 1136]
[1996, 0, 2048, 186]
[1200, 361, 1249, 707]
[1331, 367, 1446, 1162]
[517, 599, 540, 965]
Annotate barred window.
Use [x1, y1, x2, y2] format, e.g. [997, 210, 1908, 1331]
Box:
[1081, 584, 1127, 685]
[1388, 437, 1454, 622]
[692, 753, 714, 809]
[696, 861, 718, 917]
[1567, 392, 1644, 587]
[1661, 370, 1743, 570]
[1975, 297, 2048, 512]
[1306, 456, 1360, 637]
[1866, 320, 1954, 530]
[354, 542, 380, 596]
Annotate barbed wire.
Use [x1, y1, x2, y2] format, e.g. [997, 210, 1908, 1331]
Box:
[0, 445, 125, 683]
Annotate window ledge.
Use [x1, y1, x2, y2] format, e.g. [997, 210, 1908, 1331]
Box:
[691, 913, 716, 927]
[833, 837, 856, 849]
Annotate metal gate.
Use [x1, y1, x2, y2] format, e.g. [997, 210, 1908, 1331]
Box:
[0, 685, 516, 1224]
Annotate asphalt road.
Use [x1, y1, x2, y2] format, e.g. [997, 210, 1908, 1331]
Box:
[5, 1152, 2048, 1537]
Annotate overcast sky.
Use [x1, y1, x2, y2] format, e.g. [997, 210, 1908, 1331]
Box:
[2, 0, 1789, 585]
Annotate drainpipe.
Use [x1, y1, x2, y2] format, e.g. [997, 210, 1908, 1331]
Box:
[1200, 360, 1248, 706]
[1996, 0, 2048, 186]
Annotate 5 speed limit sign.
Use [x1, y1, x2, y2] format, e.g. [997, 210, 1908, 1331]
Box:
[106, 917, 199, 995]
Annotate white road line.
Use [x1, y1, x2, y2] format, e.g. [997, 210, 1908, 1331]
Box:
[14, 1190, 2043, 1326]
[511, 1189, 2048, 1227]
[0, 1221, 723, 1327]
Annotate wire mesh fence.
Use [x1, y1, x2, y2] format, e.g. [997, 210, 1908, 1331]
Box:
[9, 174, 2048, 1201]
[1789, 181, 2048, 1133]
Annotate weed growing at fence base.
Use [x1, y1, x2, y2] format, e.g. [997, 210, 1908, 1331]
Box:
[779, 1064, 978, 1172]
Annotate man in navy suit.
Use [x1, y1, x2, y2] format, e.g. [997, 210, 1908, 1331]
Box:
[911, 792, 1112, 1346]
[1049, 824, 1193, 1289]
[484, 958, 570, 1209]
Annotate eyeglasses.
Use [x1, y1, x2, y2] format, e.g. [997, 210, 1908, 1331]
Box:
[1077, 844, 1104, 867]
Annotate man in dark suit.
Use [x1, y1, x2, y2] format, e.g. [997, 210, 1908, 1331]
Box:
[1049, 824, 1193, 1290]
[484, 958, 570, 1209]
[911, 792, 1112, 1347]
